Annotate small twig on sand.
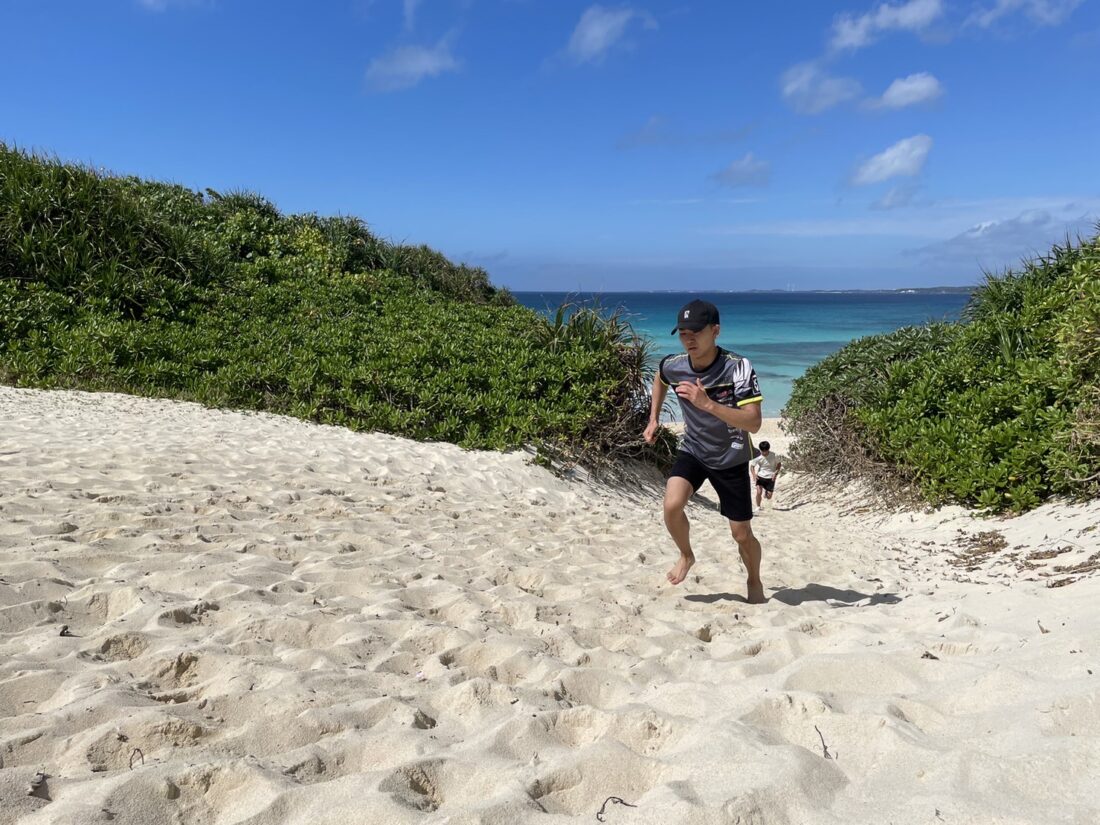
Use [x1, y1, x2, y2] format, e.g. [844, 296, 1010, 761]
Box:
[129, 748, 144, 770]
[1037, 619, 1050, 634]
[596, 796, 638, 821]
[814, 725, 836, 760]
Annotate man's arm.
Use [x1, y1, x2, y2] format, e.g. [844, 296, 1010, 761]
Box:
[649, 375, 668, 423]
[643, 375, 669, 443]
[708, 399, 763, 433]
[675, 379, 762, 432]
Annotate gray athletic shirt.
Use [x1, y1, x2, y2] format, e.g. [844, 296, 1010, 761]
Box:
[659, 347, 763, 469]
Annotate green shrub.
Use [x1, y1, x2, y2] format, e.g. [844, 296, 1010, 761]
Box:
[785, 233, 1100, 511]
[0, 143, 667, 470]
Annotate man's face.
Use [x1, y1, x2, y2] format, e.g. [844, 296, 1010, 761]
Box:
[678, 324, 718, 355]
[760, 448, 770, 456]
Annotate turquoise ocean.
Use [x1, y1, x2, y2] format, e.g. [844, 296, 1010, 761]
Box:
[515, 291, 972, 418]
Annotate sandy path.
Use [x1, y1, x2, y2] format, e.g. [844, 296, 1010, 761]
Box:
[1, 388, 1097, 824]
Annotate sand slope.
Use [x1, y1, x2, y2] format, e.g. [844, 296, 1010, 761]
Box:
[1, 388, 1097, 824]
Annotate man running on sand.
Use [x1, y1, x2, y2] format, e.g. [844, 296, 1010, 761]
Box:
[643, 299, 766, 604]
[750, 441, 783, 512]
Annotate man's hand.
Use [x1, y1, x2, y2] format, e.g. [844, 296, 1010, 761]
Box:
[674, 378, 712, 410]
[643, 420, 661, 444]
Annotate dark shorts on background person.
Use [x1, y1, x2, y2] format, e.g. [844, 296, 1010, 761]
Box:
[755, 476, 775, 493]
[668, 451, 753, 522]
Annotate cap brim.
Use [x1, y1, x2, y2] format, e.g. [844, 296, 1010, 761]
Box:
[671, 324, 707, 335]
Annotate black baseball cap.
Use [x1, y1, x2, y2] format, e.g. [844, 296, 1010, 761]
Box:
[671, 299, 720, 334]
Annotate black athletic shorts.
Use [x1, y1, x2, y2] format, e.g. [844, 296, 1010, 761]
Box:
[668, 451, 753, 522]
[755, 476, 775, 493]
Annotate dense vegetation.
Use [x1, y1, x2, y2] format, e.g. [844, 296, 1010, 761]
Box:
[8, 143, 1096, 511]
[785, 233, 1100, 511]
[0, 144, 674, 469]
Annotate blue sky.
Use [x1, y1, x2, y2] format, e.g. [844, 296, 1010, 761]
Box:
[2, 0, 1098, 290]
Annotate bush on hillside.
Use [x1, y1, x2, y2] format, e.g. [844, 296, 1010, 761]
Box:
[0, 144, 674, 469]
[784, 233, 1100, 512]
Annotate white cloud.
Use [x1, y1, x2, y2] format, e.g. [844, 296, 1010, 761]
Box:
[872, 183, 922, 209]
[701, 196, 1100, 241]
[909, 207, 1095, 265]
[566, 5, 657, 65]
[711, 153, 771, 188]
[617, 115, 673, 148]
[872, 72, 943, 108]
[615, 115, 754, 149]
[781, 62, 862, 115]
[627, 196, 761, 206]
[968, 0, 1083, 28]
[706, 217, 930, 237]
[830, 0, 944, 51]
[403, 0, 422, 30]
[365, 38, 460, 92]
[852, 134, 933, 185]
[136, 0, 205, 9]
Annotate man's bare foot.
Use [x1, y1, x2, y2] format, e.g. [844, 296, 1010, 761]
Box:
[747, 579, 766, 603]
[667, 553, 695, 585]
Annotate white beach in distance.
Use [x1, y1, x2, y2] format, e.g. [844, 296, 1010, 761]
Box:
[1, 387, 1098, 824]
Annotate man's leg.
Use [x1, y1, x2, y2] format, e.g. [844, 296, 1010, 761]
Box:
[663, 476, 696, 585]
[761, 479, 775, 506]
[729, 520, 765, 603]
[754, 482, 763, 508]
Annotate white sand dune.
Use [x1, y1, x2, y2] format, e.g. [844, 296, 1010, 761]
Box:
[1, 387, 1098, 824]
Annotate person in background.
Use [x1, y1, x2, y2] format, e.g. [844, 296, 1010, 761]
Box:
[750, 441, 783, 512]
[643, 299, 766, 604]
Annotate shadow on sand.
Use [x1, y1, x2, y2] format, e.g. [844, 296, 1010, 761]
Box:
[686, 582, 902, 606]
[768, 501, 809, 512]
[770, 583, 902, 606]
[685, 591, 753, 604]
